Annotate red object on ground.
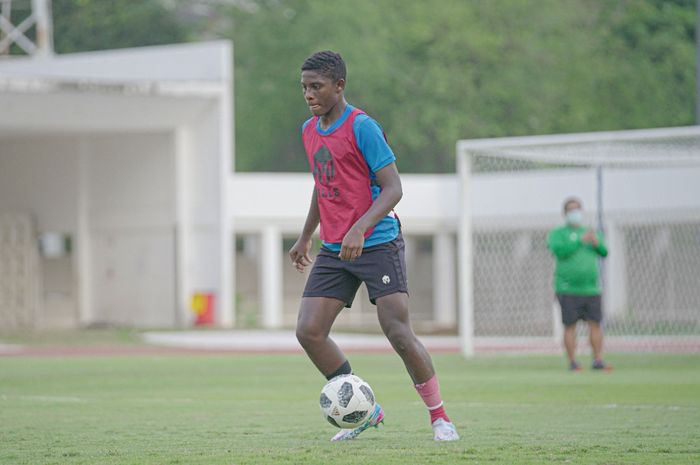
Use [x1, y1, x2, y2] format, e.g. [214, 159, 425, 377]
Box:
[192, 293, 215, 325]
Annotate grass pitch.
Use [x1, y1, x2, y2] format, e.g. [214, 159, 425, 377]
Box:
[1, 351, 699, 464]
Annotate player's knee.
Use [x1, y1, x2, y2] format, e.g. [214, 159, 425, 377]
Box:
[296, 323, 323, 349]
[295, 325, 311, 347]
[385, 324, 414, 355]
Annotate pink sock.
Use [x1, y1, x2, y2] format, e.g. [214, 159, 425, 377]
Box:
[414, 375, 450, 424]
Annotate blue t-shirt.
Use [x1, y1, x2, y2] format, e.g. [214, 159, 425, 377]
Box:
[302, 104, 400, 250]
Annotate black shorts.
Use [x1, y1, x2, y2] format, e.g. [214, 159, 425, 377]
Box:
[302, 235, 408, 308]
[557, 294, 603, 326]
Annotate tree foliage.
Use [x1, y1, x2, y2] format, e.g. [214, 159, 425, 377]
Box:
[47, 0, 697, 172]
[52, 0, 190, 53]
[219, 0, 696, 172]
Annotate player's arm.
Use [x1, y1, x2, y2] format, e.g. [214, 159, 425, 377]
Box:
[582, 229, 608, 257]
[547, 228, 582, 259]
[289, 187, 320, 273]
[339, 162, 402, 261]
[594, 231, 608, 257]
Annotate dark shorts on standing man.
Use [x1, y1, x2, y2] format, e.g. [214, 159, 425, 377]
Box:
[303, 234, 408, 308]
[556, 294, 602, 326]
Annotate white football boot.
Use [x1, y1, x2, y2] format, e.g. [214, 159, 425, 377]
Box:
[431, 418, 460, 441]
[331, 403, 384, 442]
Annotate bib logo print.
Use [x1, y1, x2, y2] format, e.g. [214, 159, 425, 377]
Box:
[313, 145, 340, 198]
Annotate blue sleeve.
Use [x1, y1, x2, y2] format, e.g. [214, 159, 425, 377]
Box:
[353, 114, 396, 173]
[302, 117, 313, 133]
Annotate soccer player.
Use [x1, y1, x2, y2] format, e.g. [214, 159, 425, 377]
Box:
[289, 50, 459, 442]
[547, 197, 611, 371]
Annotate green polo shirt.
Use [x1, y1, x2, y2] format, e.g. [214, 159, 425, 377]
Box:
[547, 225, 608, 296]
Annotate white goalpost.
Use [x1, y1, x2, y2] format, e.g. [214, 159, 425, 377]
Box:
[457, 126, 700, 357]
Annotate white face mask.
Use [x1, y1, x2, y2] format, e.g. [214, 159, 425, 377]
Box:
[566, 209, 583, 226]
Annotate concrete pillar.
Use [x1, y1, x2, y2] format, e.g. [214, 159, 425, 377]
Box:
[552, 299, 563, 342]
[260, 225, 283, 328]
[433, 232, 457, 327]
[174, 128, 191, 328]
[242, 234, 258, 258]
[404, 234, 417, 278]
[218, 54, 235, 328]
[404, 233, 417, 324]
[76, 137, 93, 327]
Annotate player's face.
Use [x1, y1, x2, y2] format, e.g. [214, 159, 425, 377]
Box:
[301, 70, 344, 117]
[565, 201, 582, 213]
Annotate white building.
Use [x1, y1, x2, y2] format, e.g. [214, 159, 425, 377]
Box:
[0, 41, 233, 329]
[2, 41, 699, 351]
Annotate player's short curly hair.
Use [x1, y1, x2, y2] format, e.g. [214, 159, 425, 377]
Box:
[563, 196, 582, 212]
[301, 50, 346, 82]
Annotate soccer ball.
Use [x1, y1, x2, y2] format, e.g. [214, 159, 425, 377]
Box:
[319, 374, 375, 428]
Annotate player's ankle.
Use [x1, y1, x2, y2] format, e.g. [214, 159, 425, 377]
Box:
[429, 403, 450, 424]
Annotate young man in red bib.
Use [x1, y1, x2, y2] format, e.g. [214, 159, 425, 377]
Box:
[289, 50, 459, 442]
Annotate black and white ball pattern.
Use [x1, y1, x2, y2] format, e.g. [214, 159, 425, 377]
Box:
[319, 374, 375, 428]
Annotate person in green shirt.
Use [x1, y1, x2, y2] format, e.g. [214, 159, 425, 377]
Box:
[547, 197, 611, 371]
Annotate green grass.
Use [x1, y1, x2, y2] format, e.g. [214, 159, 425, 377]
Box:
[1, 353, 699, 464]
[0, 328, 143, 346]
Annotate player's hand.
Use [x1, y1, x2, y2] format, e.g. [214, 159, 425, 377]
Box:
[339, 227, 365, 261]
[289, 238, 313, 273]
[582, 229, 598, 247]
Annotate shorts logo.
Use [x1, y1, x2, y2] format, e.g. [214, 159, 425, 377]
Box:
[382, 275, 391, 285]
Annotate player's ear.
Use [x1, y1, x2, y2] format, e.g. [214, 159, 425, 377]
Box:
[335, 78, 346, 92]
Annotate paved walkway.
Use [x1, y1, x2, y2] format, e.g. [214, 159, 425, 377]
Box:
[0, 343, 22, 355]
[141, 331, 700, 355]
[141, 330, 577, 355]
[2, 331, 697, 357]
[142, 330, 462, 353]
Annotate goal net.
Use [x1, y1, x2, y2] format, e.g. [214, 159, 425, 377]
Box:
[456, 126, 700, 356]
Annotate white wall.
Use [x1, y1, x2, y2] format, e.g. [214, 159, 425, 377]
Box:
[0, 136, 80, 327]
[231, 166, 700, 230]
[0, 132, 182, 328]
[230, 173, 461, 234]
[471, 167, 700, 225]
[87, 133, 177, 327]
[0, 40, 233, 330]
[0, 136, 80, 230]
